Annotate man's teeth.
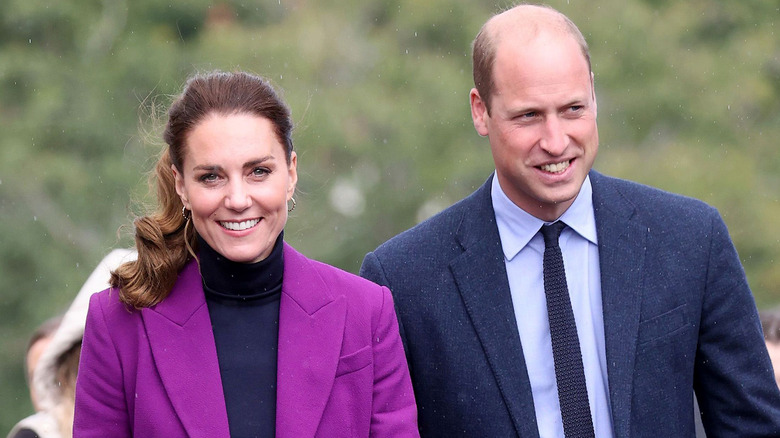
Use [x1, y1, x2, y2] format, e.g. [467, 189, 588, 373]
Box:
[539, 161, 570, 173]
[220, 219, 260, 231]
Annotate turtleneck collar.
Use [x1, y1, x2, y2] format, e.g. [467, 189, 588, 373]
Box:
[198, 232, 284, 301]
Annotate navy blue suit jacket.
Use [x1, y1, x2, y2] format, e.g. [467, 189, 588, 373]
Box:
[360, 171, 780, 437]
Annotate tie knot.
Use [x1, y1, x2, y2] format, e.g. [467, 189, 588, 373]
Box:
[540, 221, 567, 247]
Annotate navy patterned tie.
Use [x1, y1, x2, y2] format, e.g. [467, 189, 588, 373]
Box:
[540, 222, 595, 438]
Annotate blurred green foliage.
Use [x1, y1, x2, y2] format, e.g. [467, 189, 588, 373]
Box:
[1, 0, 778, 431]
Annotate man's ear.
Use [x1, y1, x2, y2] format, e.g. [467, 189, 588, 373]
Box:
[470, 88, 490, 137]
[591, 71, 597, 118]
[171, 164, 190, 209]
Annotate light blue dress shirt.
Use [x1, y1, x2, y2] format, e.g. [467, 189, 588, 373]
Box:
[492, 175, 614, 438]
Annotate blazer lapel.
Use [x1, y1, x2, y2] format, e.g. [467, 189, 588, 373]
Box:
[276, 244, 346, 438]
[450, 176, 540, 438]
[591, 171, 647, 438]
[142, 260, 231, 438]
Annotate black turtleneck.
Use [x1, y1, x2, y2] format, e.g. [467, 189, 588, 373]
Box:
[199, 232, 284, 438]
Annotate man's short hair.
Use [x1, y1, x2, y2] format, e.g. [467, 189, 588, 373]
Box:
[471, 3, 592, 114]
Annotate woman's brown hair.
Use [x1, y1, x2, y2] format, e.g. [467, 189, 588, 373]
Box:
[112, 71, 294, 308]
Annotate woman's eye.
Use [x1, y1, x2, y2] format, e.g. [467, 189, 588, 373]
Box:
[252, 167, 270, 177]
[199, 173, 218, 182]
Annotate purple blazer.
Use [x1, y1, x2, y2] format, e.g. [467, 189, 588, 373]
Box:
[73, 243, 418, 437]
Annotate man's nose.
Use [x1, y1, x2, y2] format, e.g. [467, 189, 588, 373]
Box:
[538, 116, 569, 155]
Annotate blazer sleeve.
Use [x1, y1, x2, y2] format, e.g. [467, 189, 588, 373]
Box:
[73, 292, 132, 438]
[694, 210, 780, 434]
[369, 286, 420, 438]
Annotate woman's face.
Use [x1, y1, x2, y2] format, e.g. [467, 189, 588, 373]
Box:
[173, 112, 297, 263]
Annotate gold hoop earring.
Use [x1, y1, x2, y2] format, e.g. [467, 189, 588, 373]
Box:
[182, 206, 191, 220]
[287, 197, 296, 212]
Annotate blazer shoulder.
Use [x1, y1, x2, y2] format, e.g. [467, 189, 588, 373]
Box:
[293, 253, 395, 338]
[284, 244, 387, 305]
[90, 287, 140, 323]
[84, 287, 145, 355]
[305, 256, 387, 301]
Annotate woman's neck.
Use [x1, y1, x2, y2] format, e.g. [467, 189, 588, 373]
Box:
[197, 232, 284, 300]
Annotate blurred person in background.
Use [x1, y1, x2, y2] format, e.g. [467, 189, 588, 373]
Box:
[73, 71, 417, 438]
[7, 249, 135, 438]
[360, 3, 780, 437]
[760, 307, 780, 388]
[24, 316, 62, 414]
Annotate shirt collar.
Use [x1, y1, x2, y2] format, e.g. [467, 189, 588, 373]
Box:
[492, 173, 598, 261]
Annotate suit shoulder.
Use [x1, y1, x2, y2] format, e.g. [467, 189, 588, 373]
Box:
[594, 172, 718, 220]
[372, 187, 480, 257]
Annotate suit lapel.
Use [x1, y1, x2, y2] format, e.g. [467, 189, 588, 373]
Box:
[276, 244, 346, 438]
[591, 171, 647, 438]
[450, 176, 540, 438]
[142, 260, 230, 438]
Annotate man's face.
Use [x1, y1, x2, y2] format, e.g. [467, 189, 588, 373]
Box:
[470, 30, 598, 221]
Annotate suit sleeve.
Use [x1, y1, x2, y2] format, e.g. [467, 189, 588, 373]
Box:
[73, 293, 132, 438]
[360, 252, 390, 288]
[360, 252, 409, 351]
[694, 210, 780, 435]
[368, 286, 420, 438]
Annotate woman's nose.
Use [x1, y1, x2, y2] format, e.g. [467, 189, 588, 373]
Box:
[224, 181, 251, 211]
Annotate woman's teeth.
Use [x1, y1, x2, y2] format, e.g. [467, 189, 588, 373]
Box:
[220, 219, 260, 231]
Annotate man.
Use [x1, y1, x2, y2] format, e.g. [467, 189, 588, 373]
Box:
[360, 4, 780, 437]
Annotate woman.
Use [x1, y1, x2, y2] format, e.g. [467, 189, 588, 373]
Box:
[73, 71, 418, 437]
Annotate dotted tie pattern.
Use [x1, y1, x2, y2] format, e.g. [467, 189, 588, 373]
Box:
[541, 222, 595, 438]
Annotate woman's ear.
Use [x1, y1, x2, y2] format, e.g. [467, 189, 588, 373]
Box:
[287, 151, 298, 200]
[171, 164, 191, 209]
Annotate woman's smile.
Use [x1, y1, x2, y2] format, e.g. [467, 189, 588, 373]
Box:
[219, 218, 261, 231]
